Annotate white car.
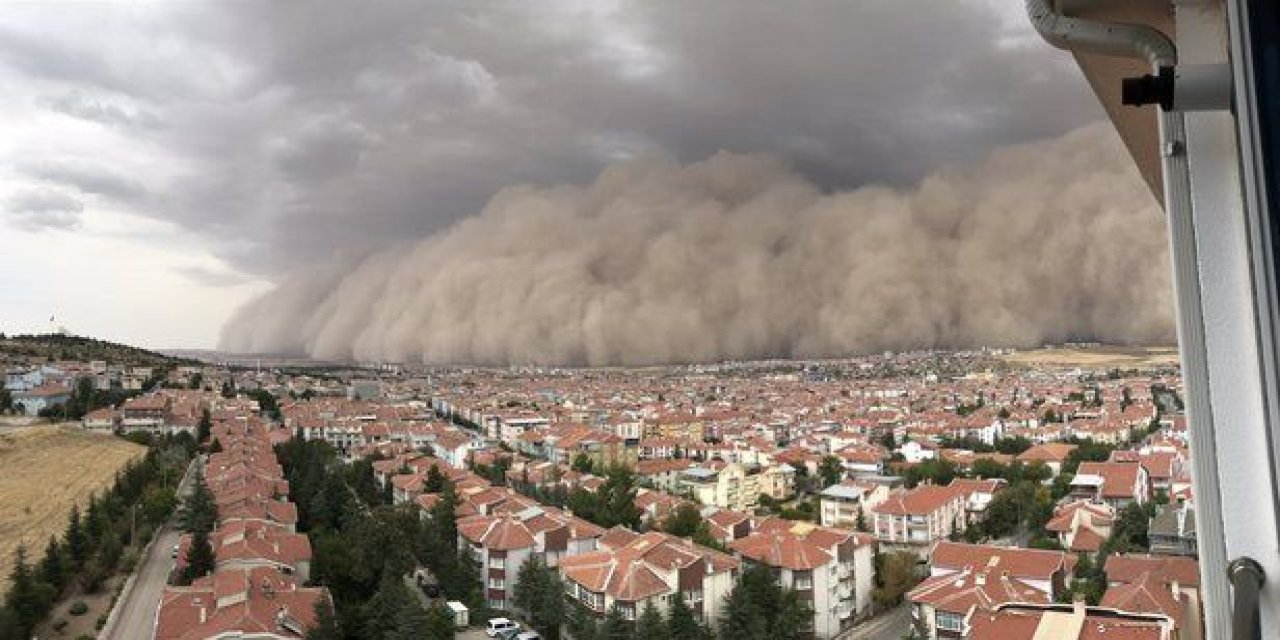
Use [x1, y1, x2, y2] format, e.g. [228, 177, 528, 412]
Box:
[515, 633, 542, 640]
[486, 618, 519, 637]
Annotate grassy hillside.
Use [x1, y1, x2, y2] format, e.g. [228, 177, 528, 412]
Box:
[0, 334, 194, 367]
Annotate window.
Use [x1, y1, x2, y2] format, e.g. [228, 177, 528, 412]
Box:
[488, 577, 506, 589]
[489, 556, 506, 570]
[936, 611, 965, 632]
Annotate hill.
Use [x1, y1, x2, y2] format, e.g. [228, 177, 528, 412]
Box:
[0, 334, 194, 368]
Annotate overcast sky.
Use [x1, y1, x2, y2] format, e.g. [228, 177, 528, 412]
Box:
[0, 0, 1101, 349]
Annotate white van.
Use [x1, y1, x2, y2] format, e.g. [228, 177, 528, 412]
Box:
[486, 618, 519, 637]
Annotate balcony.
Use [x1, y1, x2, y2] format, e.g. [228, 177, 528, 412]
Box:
[837, 563, 852, 580]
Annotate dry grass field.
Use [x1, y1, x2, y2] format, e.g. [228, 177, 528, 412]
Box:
[0, 425, 144, 595]
[1001, 345, 1180, 370]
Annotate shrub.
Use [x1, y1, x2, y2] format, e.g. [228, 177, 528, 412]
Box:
[69, 601, 89, 616]
[96, 613, 108, 630]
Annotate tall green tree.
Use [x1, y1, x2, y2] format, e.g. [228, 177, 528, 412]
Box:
[667, 594, 706, 640]
[65, 504, 88, 571]
[38, 535, 66, 593]
[182, 527, 217, 583]
[568, 604, 600, 640]
[817, 455, 844, 489]
[197, 408, 212, 445]
[601, 606, 633, 640]
[305, 598, 341, 640]
[424, 465, 447, 494]
[513, 556, 565, 640]
[636, 603, 671, 640]
[4, 545, 56, 637]
[361, 572, 415, 639]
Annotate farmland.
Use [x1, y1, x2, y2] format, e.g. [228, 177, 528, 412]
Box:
[1000, 345, 1180, 370]
[0, 424, 144, 595]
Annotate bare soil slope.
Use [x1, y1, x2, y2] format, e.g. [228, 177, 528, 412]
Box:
[0, 425, 143, 595]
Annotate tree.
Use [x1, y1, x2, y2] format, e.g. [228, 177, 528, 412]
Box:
[425, 465, 447, 494]
[719, 563, 809, 640]
[1107, 503, 1151, 553]
[181, 468, 218, 534]
[662, 503, 704, 538]
[873, 551, 921, 610]
[5, 545, 56, 637]
[387, 601, 433, 640]
[361, 572, 415, 639]
[572, 452, 595, 474]
[636, 603, 672, 640]
[197, 408, 212, 445]
[182, 526, 217, 583]
[39, 535, 66, 593]
[855, 505, 869, 533]
[424, 602, 456, 640]
[981, 482, 1036, 539]
[568, 603, 601, 640]
[602, 606, 633, 640]
[817, 455, 844, 489]
[514, 556, 565, 640]
[305, 598, 341, 640]
[65, 505, 88, 571]
[667, 594, 706, 640]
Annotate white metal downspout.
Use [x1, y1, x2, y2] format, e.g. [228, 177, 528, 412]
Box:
[1024, 1, 1231, 637]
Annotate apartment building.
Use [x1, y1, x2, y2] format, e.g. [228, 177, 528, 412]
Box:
[819, 480, 890, 529]
[457, 504, 605, 611]
[870, 485, 966, 556]
[908, 542, 1076, 639]
[730, 519, 876, 639]
[559, 530, 738, 625]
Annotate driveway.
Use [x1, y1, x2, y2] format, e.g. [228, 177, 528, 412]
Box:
[841, 603, 911, 640]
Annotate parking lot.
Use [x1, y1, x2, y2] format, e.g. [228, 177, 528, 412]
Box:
[456, 622, 535, 640]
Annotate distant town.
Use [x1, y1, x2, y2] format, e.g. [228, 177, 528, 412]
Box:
[0, 336, 1195, 640]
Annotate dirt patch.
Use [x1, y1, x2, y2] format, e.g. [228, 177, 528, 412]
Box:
[34, 573, 125, 640]
[0, 425, 144, 596]
[1000, 345, 1180, 370]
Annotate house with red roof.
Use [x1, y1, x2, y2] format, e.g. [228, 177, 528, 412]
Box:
[871, 485, 967, 556]
[1015, 443, 1078, 476]
[730, 519, 876, 638]
[1045, 500, 1115, 555]
[559, 530, 738, 627]
[457, 504, 604, 611]
[1102, 554, 1202, 640]
[965, 601, 1174, 639]
[1070, 461, 1151, 508]
[155, 566, 328, 640]
[910, 542, 1077, 638]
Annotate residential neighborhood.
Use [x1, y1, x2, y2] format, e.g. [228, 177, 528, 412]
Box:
[0, 345, 1201, 639]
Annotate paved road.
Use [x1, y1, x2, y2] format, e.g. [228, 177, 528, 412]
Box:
[107, 526, 179, 639]
[841, 603, 911, 640]
[105, 456, 199, 640]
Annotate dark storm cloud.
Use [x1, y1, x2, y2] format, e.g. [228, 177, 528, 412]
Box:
[39, 91, 162, 130]
[4, 188, 84, 231]
[20, 161, 150, 204]
[0, 0, 1101, 275]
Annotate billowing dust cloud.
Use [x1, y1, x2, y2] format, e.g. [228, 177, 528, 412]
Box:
[219, 123, 1173, 365]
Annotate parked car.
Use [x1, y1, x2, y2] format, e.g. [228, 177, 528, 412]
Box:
[486, 618, 519, 637]
[515, 632, 542, 640]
